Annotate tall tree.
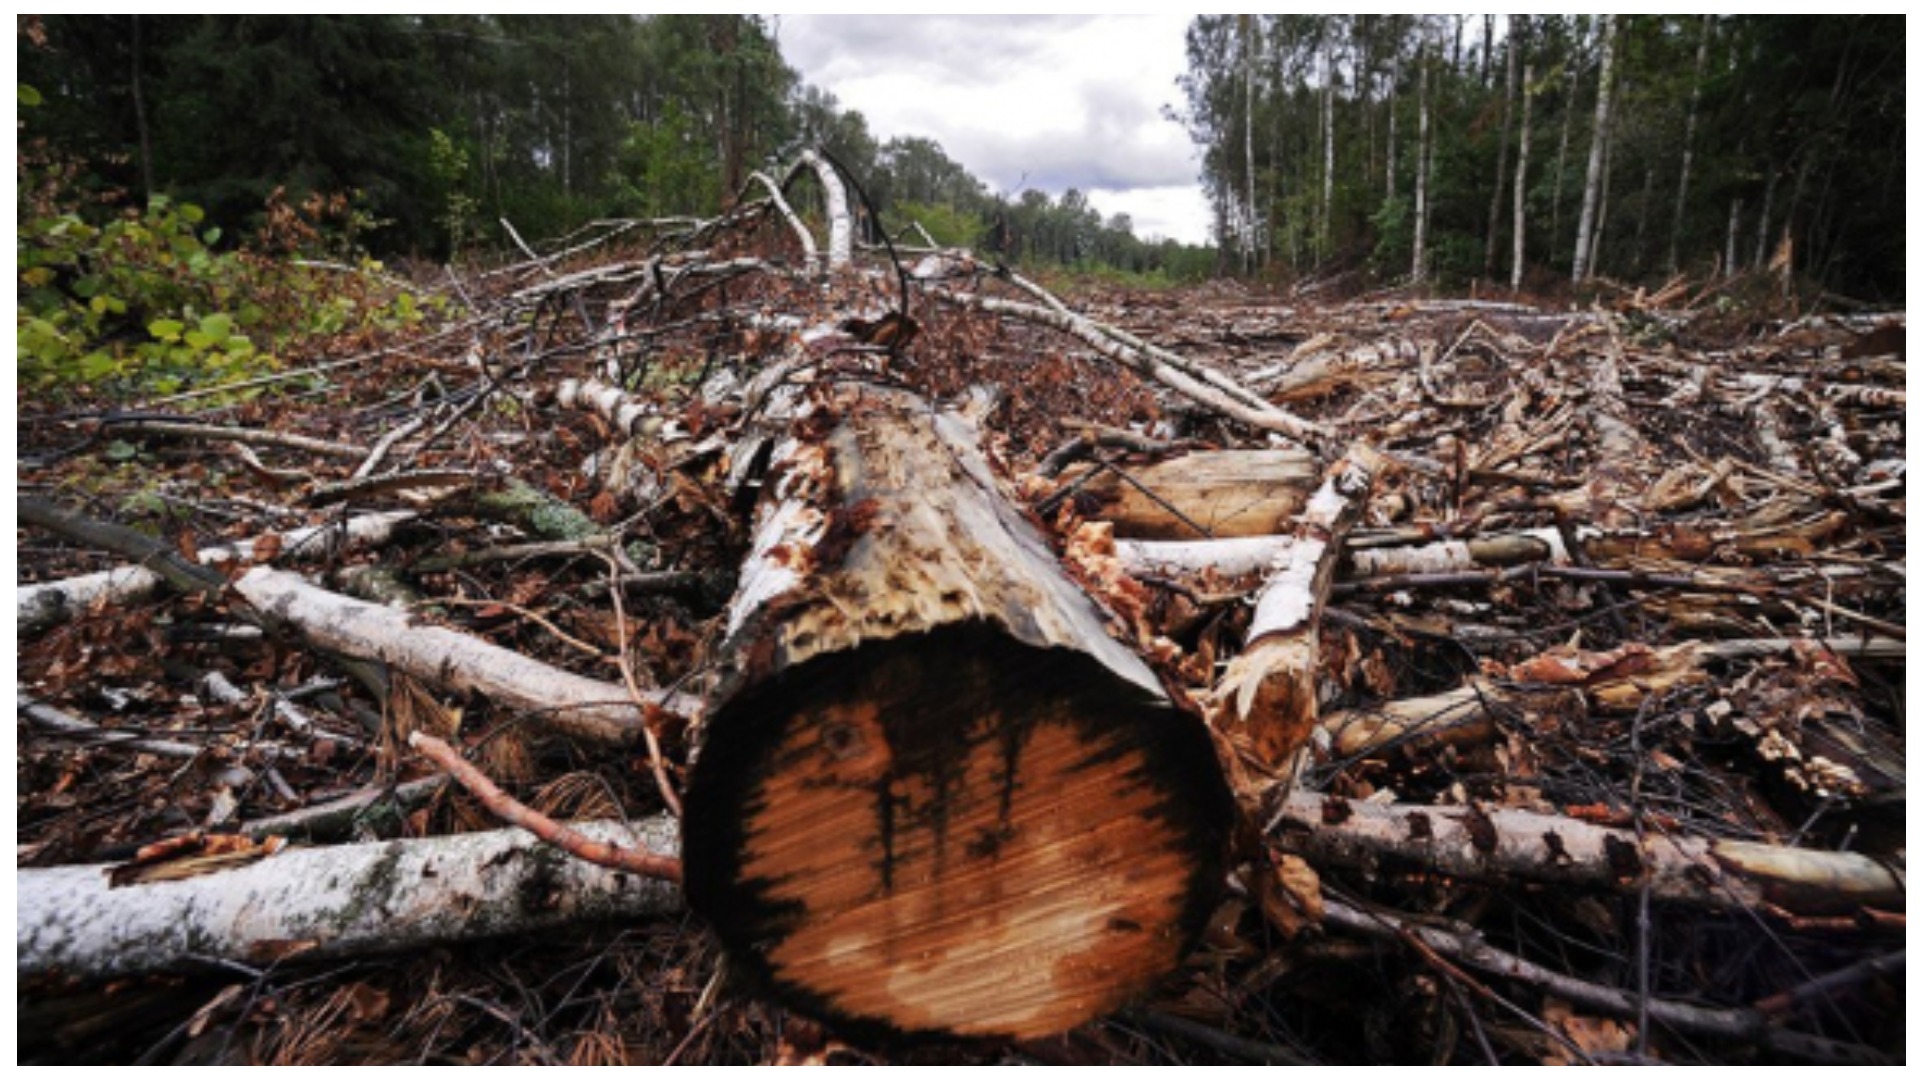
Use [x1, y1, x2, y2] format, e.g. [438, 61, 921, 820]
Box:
[1411, 31, 1432, 284]
[1668, 16, 1712, 274]
[1484, 16, 1516, 277]
[1511, 18, 1535, 294]
[1571, 14, 1616, 283]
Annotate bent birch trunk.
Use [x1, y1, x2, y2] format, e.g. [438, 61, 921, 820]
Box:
[19, 510, 414, 637]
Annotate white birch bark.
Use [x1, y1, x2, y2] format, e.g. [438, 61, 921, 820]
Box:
[231, 567, 701, 745]
[789, 150, 850, 275]
[18, 818, 680, 980]
[1485, 18, 1516, 278]
[1274, 791, 1904, 915]
[1512, 54, 1534, 293]
[1571, 15, 1616, 284]
[18, 510, 415, 637]
[1411, 39, 1431, 284]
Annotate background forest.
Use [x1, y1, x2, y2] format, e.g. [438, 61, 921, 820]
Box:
[1178, 14, 1904, 301]
[17, 15, 1906, 296]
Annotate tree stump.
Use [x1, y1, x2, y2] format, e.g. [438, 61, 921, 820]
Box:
[684, 384, 1231, 1042]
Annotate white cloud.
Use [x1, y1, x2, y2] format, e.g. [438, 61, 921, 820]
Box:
[776, 15, 1211, 245]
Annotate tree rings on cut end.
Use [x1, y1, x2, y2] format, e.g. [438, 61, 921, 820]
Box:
[684, 625, 1231, 1043]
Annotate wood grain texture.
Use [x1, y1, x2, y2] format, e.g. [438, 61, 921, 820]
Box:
[686, 387, 1230, 1041]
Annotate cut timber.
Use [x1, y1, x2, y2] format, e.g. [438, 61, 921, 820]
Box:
[1065, 448, 1317, 539]
[1208, 445, 1382, 774]
[683, 384, 1231, 1043]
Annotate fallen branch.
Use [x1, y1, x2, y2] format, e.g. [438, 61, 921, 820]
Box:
[18, 691, 203, 759]
[237, 775, 448, 842]
[1275, 791, 1905, 915]
[99, 417, 366, 460]
[19, 509, 415, 636]
[950, 291, 1332, 445]
[17, 816, 681, 981]
[231, 567, 700, 746]
[410, 731, 681, 882]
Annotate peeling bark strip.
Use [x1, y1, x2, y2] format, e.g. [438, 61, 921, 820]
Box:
[1276, 792, 1904, 916]
[231, 567, 698, 745]
[1209, 445, 1384, 773]
[683, 384, 1232, 1043]
[17, 818, 680, 981]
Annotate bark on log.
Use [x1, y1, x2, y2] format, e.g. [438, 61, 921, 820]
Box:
[1208, 445, 1383, 774]
[1275, 791, 1904, 916]
[1114, 526, 1569, 580]
[17, 818, 680, 981]
[682, 384, 1232, 1042]
[19, 508, 414, 636]
[231, 567, 699, 745]
[1063, 448, 1317, 539]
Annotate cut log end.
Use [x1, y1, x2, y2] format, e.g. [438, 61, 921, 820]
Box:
[685, 626, 1230, 1042]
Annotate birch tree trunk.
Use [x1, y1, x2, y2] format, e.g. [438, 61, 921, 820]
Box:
[1320, 35, 1336, 261]
[1669, 16, 1712, 274]
[1571, 14, 1616, 284]
[18, 819, 681, 980]
[1484, 19, 1517, 278]
[1242, 14, 1258, 274]
[1512, 53, 1534, 293]
[1411, 39, 1431, 284]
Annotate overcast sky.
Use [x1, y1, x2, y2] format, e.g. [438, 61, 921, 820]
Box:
[775, 15, 1212, 246]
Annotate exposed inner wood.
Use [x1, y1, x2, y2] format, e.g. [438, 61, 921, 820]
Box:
[686, 388, 1229, 1041]
[688, 631, 1225, 1042]
[1064, 448, 1316, 539]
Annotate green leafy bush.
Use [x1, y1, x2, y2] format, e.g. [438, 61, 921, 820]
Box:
[18, 188, 433, 402]
[17, 77, 438, 402]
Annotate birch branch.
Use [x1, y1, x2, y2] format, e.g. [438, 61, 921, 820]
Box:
[19, 510, 415, 636]
[788, 150, 851, 274]
[1276, 791, 1905, 915]
[99, 417, 366, 460]
[948, 291, 1332, 446]
[231, 567, 701, 746]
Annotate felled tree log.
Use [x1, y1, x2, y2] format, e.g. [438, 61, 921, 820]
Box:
[1208, 445, 1383, 775]
[1062, 448, 1317, 539]
[1275, 791, 1904, 916]
[17, 818, 679, 981]
[682, 383, 1232, 1042]
[232, 568, 699, 745]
